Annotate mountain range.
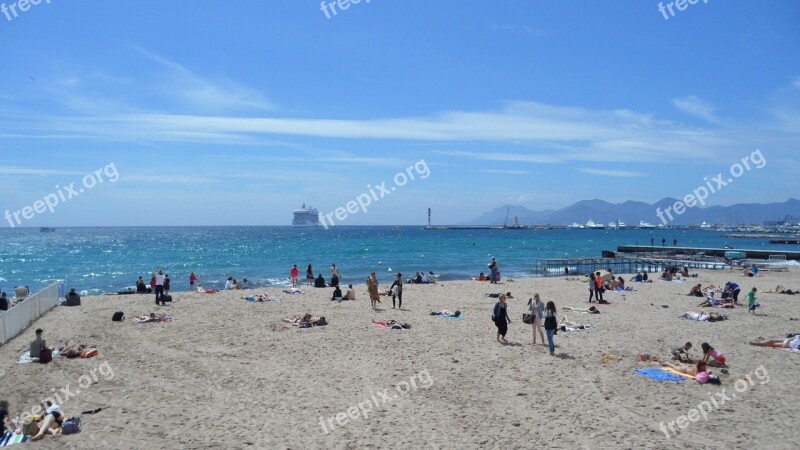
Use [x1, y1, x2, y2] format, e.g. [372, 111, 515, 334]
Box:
[463, 198, 800, 226]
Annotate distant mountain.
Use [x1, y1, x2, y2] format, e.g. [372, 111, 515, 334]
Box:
[462, 198, 800, 226]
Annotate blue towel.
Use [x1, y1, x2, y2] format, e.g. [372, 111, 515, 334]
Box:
[442, 315, 464, 320]
[634, 368, 685, 382]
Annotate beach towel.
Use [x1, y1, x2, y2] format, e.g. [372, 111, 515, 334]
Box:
[282, 289, 304, 295]
[373, 323, 389, 329]
[135, 315, 172, 324]
[442, 315, 464, 320]
[0, 431, 28, 447]
[18, 348, 62, 364]
[634, 368, 686, 382]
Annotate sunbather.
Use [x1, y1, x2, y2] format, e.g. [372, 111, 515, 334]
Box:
[750, 335, 800, 349]
[688, 284, 704, 297]
[678, 311, 727, 322]
[62, 343, 88, 359]
[372, 319, 398, 326]
[765, 285, 798, 295]
[563, 306, 600, 314]
[661, 361, 700, 376]
[137, 313, 170, 323]
[558, 314, 593, 331]
[430, 309, 461, 318]
[697, 292, 734, 308]
[30, 401, 63, 441]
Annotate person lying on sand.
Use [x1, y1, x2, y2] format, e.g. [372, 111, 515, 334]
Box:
[62, 343, 88, 359]
[750, 335, 800, 350]
[678, 311, 727, 322]
[196, 284, 219, 294]
[697, 292, 734, 308]
[557, 314, 593, 331]
[486, 292, 513, 299]
[661, 361, 721, 384]
[137, 313, 171, 323]
[372, 319, 410, 329]
[765, 285, 798, 295]
[563, 306, 600, 314]
[430, 309, 461, 318]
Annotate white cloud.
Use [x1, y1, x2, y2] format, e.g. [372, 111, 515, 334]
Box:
[672, 95, 721, 124]
[576, 168, 645, 177]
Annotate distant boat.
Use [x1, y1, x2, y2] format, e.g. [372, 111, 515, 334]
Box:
[700, 221, 712, 229]
[568, 222, 584, 229]
[39, 227, 56, 232]
[608, 220, 626, 230]
[638, 221, 656, 229]
[586, 219, 605, 229]
[292, 204, 320, 227]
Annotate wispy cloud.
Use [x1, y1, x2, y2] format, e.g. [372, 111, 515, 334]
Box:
[576, 168, 645, 177]
[672, 95, 721, 124]
[481, 169, 530, 175]
[134, 47, 273, 113]
[0, 167, 85, 176]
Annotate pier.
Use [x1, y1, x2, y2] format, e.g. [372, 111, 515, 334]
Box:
[528, 256, 727, 278]
[616, 245, 800, 261]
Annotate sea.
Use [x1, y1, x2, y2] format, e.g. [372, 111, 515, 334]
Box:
[0, 226, 797, 295]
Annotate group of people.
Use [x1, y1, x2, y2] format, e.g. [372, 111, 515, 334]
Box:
[308, 264, 341, 288]
[407, 272, 436, 284]
[588, 272, 610, 304]
[491, 293, 560, 355]
[365, 272, 406, 309]
[224, 277, 250, 290]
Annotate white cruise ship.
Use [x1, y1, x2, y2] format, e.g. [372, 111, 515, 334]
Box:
[638, 220, 656, 229]
[292, 204, 321, 227]
[586, 219, 605, 229]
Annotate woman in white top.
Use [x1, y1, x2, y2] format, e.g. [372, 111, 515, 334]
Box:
[750, 335, 800, 350]
[528, 294, 545, 345]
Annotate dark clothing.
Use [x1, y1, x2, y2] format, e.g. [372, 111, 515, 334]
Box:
[65, 292, 81, 306]
[331, 287, 342, 300]
[30, 337, 46, 358]
[155, 285, 165, 304]
[391, 280, 403, 308]
[314, 276, 326, 288]
[492, 302, 509, 337]
[0, 407, 7, 435]
[0, 296, 8, 311]
[330, 275, 339, 287]
[136, 281, 147, 293]
[164, 278, 171, 292]
[306, 269, 314, 280]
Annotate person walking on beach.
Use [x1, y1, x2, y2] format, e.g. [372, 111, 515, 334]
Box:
[290, 265, 300, 288]
[367, 272, 380, 309]
[390, 273, 403, 309]
[588, 273, 596, 303]
[489, 257, 499, 284]
[189, 272, 198, 290]
[154, 270, 165, 305]
[306, 264, 314, 287]
[543, 301, 558, 355]
[529, 294, 545, 345]
[492, 294, 511, 343]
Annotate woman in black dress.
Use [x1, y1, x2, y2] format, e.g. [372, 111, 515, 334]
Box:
[492, 294, 511, 342]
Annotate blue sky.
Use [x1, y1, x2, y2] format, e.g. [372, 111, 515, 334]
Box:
[0, 0, 798, 226]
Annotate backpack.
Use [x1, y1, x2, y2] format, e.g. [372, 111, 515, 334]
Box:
[61, 416, 81, 434]
[162, 294, 173, 303]
[315, 317, 327, 326]
[39, 347, 52, 364]
[112, 311, 125, 322]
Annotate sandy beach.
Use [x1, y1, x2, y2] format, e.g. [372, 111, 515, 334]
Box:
[2, 268, 799, 449]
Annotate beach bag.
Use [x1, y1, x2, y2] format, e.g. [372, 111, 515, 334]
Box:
[522, 314, 534, 325]
[162, 294, 173, 303]
[544, 315, 557, 331]
[61, 417, 81, 435]
[39, 347, 52, 364]
[22, 420, 39, 436]
[315, 317, 327, 326]
[112, 311, 125, 322]
[81, 349, 99, 359]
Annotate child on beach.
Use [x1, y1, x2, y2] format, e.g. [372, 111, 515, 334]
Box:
[671, 342, 693, 362]
[748, 287, 760, 314]
[701, 343, 727, 367]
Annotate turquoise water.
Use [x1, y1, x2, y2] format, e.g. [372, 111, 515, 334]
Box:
[0, 226, 795, 295]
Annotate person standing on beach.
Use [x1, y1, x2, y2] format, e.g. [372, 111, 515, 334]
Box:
[529, 294, 545, 345]
[492, 294, 510, 343]
[330, 264, 341, 287]
[164, 274, 171, 294]
[154, 270, 165, 305]
[367, 272, 380, 309]
[189, 272, 198, 290]
[306, 264, 314, 287]
[489, 257, 499, 284]
[594, 272, 605, 304]
[390, 273, 403, 309]
[588, 273, 596, 303]
[543, 301, 558, 355]
[290, 265, 300, 288]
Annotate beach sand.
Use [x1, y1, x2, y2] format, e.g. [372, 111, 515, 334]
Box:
[1, 268, 799, 449]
